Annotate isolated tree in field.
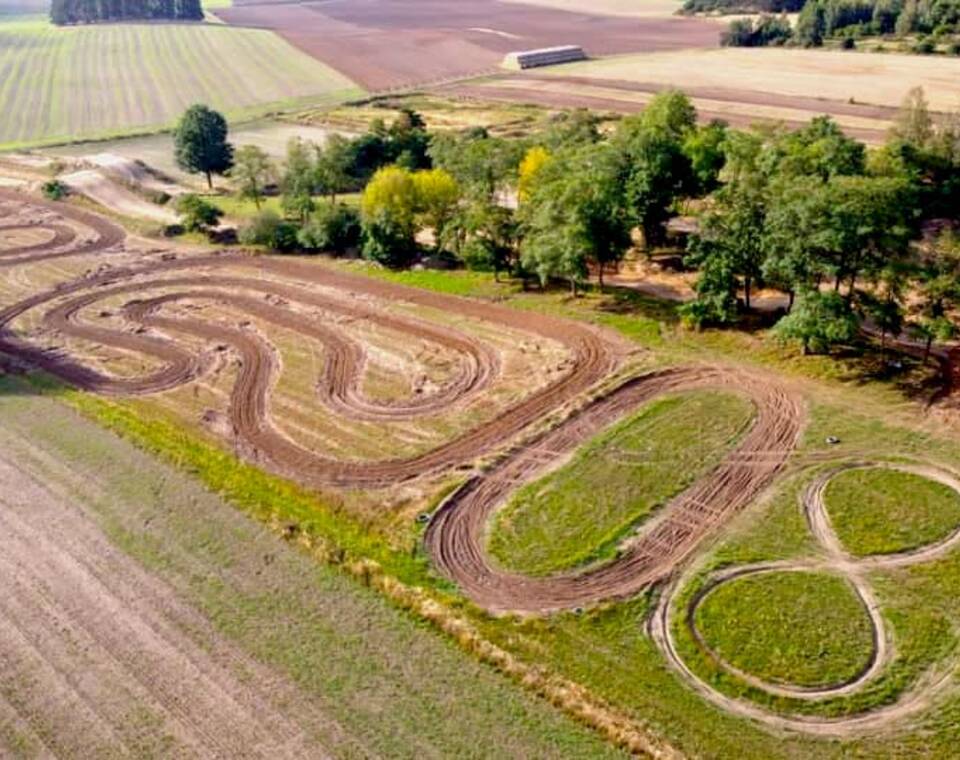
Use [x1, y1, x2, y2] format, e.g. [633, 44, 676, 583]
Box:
[230, 145, 274, 210]
[174, 105, 234, 190]
[175, 194, 223, 234]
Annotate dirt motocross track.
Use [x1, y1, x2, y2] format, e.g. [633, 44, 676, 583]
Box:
[0, 191, 805, 614]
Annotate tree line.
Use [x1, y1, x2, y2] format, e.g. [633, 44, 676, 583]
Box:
[708, 0, 960, 50]
[172, 89, 960, 357]
[51, 0, 203, 25]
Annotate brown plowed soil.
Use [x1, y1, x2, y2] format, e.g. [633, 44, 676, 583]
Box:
[217, 0, 719, 91]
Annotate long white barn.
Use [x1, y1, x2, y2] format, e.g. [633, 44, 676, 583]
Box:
[502, 45, 587, 70]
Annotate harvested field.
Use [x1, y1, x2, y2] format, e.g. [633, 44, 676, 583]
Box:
[500, 0, 688, 17]
[546, 48, 960, 112]
[0, 381, 622, 758]
[437, 73, 898, 142]
[217, 0, 720, 91]
[436, 47, 960, 140]
[0, 17, 361, 149]
[0, 446, 345, 759]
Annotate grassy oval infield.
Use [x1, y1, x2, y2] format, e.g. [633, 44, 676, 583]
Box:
[487, 390, 755, 576]
[692, 570, 875, 689]
[824, 468, 960, 556]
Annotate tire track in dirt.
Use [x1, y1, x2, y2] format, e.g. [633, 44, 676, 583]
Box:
[425, 364, 805, 613]
[650, 461, 960, 736]
[0, 194, 620, 488]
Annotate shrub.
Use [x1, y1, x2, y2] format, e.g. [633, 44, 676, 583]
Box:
[913, 38, 936, 54]
[41, 179, 67, 201]
[841, 35, 856, 49]
[298, 203, 361, 255]
[174, 193, 223, 233]
[721, 14, 792, 46]
[948, 41, 960, 55]
[238, 209, 299, 252]
[361, 210, 417, 268]
[461, 238, 498, 272]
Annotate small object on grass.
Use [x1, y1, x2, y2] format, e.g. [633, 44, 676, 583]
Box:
[416, 512, 432, 524]
[573, 607, 585, 616]
[826, 436, 841, 446]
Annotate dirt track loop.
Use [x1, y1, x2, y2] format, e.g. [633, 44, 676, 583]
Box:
[425, 365, 804, 613]
[650, 461, 960, 736]
[0, 191, 807, 615]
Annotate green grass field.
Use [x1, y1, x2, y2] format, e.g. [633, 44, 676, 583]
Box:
[0, 17, 362, 149]
[488, 390, 755, 576]
[825, 468, 960, 557]
[694, 570, 875, 688]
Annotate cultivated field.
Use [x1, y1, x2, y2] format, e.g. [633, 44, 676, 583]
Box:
[5, 186, 960, 758]
[0, 17, 362, 149]
[500, 0, 689, 17]
[217, 0, 720, 91]
[441, 47, 960, 140]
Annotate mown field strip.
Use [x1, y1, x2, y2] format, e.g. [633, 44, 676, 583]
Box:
[0, 18, 364, 147]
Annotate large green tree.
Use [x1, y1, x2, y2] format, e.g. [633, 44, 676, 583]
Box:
[174, 105, 234, 190]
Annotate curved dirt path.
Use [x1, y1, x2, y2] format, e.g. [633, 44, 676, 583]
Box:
[0, 193, 620, 488]
[424, 365, 805, 613]
[651, 461, 960, 736]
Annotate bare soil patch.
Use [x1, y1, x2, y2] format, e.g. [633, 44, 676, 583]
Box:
[218, 0, 720, 91]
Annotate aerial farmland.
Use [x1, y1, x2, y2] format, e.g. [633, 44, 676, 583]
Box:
[2, 0, 960, 758]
